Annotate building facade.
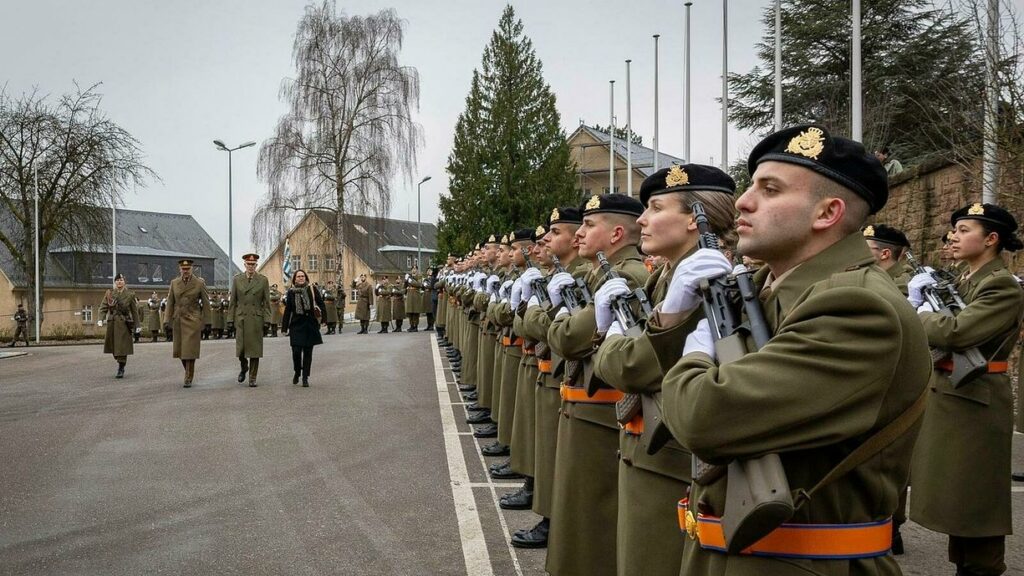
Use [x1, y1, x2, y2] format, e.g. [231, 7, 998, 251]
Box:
[568, 125, 685, 199]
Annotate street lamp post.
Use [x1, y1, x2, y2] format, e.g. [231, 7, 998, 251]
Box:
[213, 139, 256, 289]
[34, 153, 43, 343]
[417, 176, 432, 270]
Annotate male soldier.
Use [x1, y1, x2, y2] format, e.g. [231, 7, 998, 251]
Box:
[425, 267, 437, 331]
[146, 292, 162, 342]
[268, 284, 282, 337]
[166, 259, 211, 387]
[375, 276, 393, 333]
[863, 224, 913, 294]
[591, 165, 737, 576]
[477, 234, 519, 460]
[435, 254, 457, 345]
[660, 124, 930, 574]
[211, 291, 225, 339]
[335, 285, 346, 332]
[390, 276, 406, 333]
[161, 296, 172, 342]
[323, 280, 339, 334]
[513, 207, 586, 548]
[353, 274, 373, 334]
[228, 253, 272, 387]
[9, 303, 30, 346]
[467, 235, 504, 438]
[201, 291, 213, 340]
[545, 194, 649, 576]
[405, 264, 425, 332]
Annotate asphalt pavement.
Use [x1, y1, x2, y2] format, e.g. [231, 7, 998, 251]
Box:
[0, 329, 1022, 575]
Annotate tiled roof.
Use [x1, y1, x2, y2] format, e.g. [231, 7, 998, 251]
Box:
[313, 211, 438, 273]
[571, 125, 686, 177]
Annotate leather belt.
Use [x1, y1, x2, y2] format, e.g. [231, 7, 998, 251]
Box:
[677, 499, 892, 559]
[502, 336, 524, 347]
[560, 384, 623, 404]
[538, 359, 553, 374]
[934, 359, 1007, 373]
[522, 346, 535, 356]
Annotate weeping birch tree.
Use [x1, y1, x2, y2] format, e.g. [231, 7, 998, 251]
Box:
[252, 1, 421, 284]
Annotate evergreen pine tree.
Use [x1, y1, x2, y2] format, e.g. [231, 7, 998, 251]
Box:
[438, 5, 576, 256]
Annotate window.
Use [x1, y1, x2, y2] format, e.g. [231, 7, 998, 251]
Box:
[406, 256, 413, 268]
[137, 262, 149, 283]
[152, 265, 163, 283]
[91, 261, 110, 280]
[324, 255, 336, 271]
[308, 254, 319, 271]
[193, 265, 203, 279]
[290, 255, 301, 273]
[602, 186, 621, 194]
[82, 305, 93, 323]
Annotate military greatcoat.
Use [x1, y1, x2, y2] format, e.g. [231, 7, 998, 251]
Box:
[354, 280, 373, 321]
[661, 233, 931, 576]
[390, 284, 405, 319]
[546, 244, 649, 576]
[146, 298, 162, 334]
[228, 272, 272, 358]
[911, 257, 1023, 537]
[166, 275, 210, 359]
[375, 283, 393, 322]
[101, 288, 140, 357]
[323, 288, 339, 324]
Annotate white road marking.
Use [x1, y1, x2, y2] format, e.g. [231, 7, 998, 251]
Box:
[433, 338, 494, 576]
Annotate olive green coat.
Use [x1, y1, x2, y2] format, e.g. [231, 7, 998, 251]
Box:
[166, 275, 210, 360]
[476, 290, 499, 410]
[228, 272, 272, 358]
[323, 289, 339, 323]
[405, 274, 426, 314]
[593, 249, 701, 576]
[270, 288, 283, 324]
[494, 271, 521, 445]
[353, 280, 373, 320]
[375, 283, 393, 322]
[887, 261, 913, 296]
[101, 288, 140, 357]
[435, 278, 449, 328]
[211, 298, 225, 331]
[911, 257, 1023, 537]
[546, 245, 650, 576]
[661, 232, 931, 576]
[459, 284, 481, 387]
[146, 298, 162, 333]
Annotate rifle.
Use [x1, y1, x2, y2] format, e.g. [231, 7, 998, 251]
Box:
[595, 251, 653, 335]
[905, 250, 987, 387]
[520, 247, 552, 307]
[686, 200, 794, 553]
[550, 254, 592, 312]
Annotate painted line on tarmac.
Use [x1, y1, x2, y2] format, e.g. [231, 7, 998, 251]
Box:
[433, 337, 494, 576]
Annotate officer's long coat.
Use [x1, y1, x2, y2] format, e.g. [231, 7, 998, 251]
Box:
[323, 288, 339, 323]
[228, 273, 272, 358]
[911, 257, 1023, 537]
[166, 275, 210, 359]
[661, 233, 931, 576]
[353, 280, 373, 320]
[545, 244, 649, 576]
[375, 283, 393, 322]
[101, 288, 140, 357]
[146, 298, 162, 333]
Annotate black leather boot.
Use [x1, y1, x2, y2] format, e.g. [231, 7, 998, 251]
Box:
[511, 518, 549, 549]
[116, 362, 125, 379]
[237, 358, 248, 383]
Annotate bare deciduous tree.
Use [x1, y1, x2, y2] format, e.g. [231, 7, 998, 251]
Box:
[252, 1, 422, 285]
[0, 83, 155, 327]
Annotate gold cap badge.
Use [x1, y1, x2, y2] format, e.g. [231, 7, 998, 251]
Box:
[862, 225, 875, 237]
[488, 234, 496, 243]
[968, 203, 985, 216]
[585, 194, 601, 211]
[785, 127, 825, 160]
[666, 165, 690, 187]
[536, 225, 546, 236]
[501, 234, 509, 244]
[550, 207, 560, 221]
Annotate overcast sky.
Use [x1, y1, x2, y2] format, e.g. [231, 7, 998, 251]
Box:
[3, 0, 1021, 260]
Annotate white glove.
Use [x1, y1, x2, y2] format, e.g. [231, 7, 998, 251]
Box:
[519, 268, 542, 302]
[594, 278, 630, 334]
[907, 270, 937, 308]
[682, 318, 716, 361]
[917, 301, 936, 314]
[662, 249, 733, 314]
[546, 272, 575, 307]
[526, 295, 540, 309]
[511, 279, 524, 308]
[606, 320, 624, 338]
[489, 292, 497, 303]
[500, 280, 514, 299]
[487, 275, 500, 292]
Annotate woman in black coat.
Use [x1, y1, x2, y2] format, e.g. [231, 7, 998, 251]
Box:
[281, 269, 324, 387]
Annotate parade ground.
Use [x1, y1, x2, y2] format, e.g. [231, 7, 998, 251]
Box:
[1, 329, 1022, 576]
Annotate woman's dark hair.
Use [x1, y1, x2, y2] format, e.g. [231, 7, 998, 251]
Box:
[114, 273, 125, 281]
[291, 269, 309, 284]
[980, 223, 1024, 253]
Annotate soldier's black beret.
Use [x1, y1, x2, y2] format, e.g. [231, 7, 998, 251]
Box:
[951, 203, 1023, 251]
[484, 234, 501, 245]
[548, 206, 583, 226]
[639, 164, 735, 206]
[862, 224, 909, 248]
[532, 224, 547, 242]
[114, 272, 126, 281]
[510, 228, 534, 243]
[748, 124, 888, 214]
[940, 231, 953, 245]
[580, 193, 644, 218]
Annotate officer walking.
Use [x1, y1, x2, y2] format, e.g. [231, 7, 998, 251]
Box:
[166, 258, 210, 387]
[100, 273, 141, 378]
[228, 253, 273, 387]
[9, 303, 30, 346]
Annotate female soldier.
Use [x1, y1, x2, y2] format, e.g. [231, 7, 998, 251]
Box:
[101, 273, 141, 378]
[592, 164, 736, 576]
[910, 203, 1024, 576]
[282, 269, 324, 387]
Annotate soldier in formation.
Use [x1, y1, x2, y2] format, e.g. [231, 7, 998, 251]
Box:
[405, 264, 426, 332]
[268, 284, 283, 337]
[352, 274, 373, 334]
[322, 280, 339, 334]
[375, 275, 393, 333]
[100, 273, 140, 378]
[390, 276, 406, 333]
[228, 253, 272, 387]
[434, 124, 1017, 576]
[210, 291, 225, 339]
[166, 258, 210, 387]
[146, 292, 162, 342]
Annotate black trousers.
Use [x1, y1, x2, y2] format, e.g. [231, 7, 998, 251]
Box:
[291, 346, 314, 377]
